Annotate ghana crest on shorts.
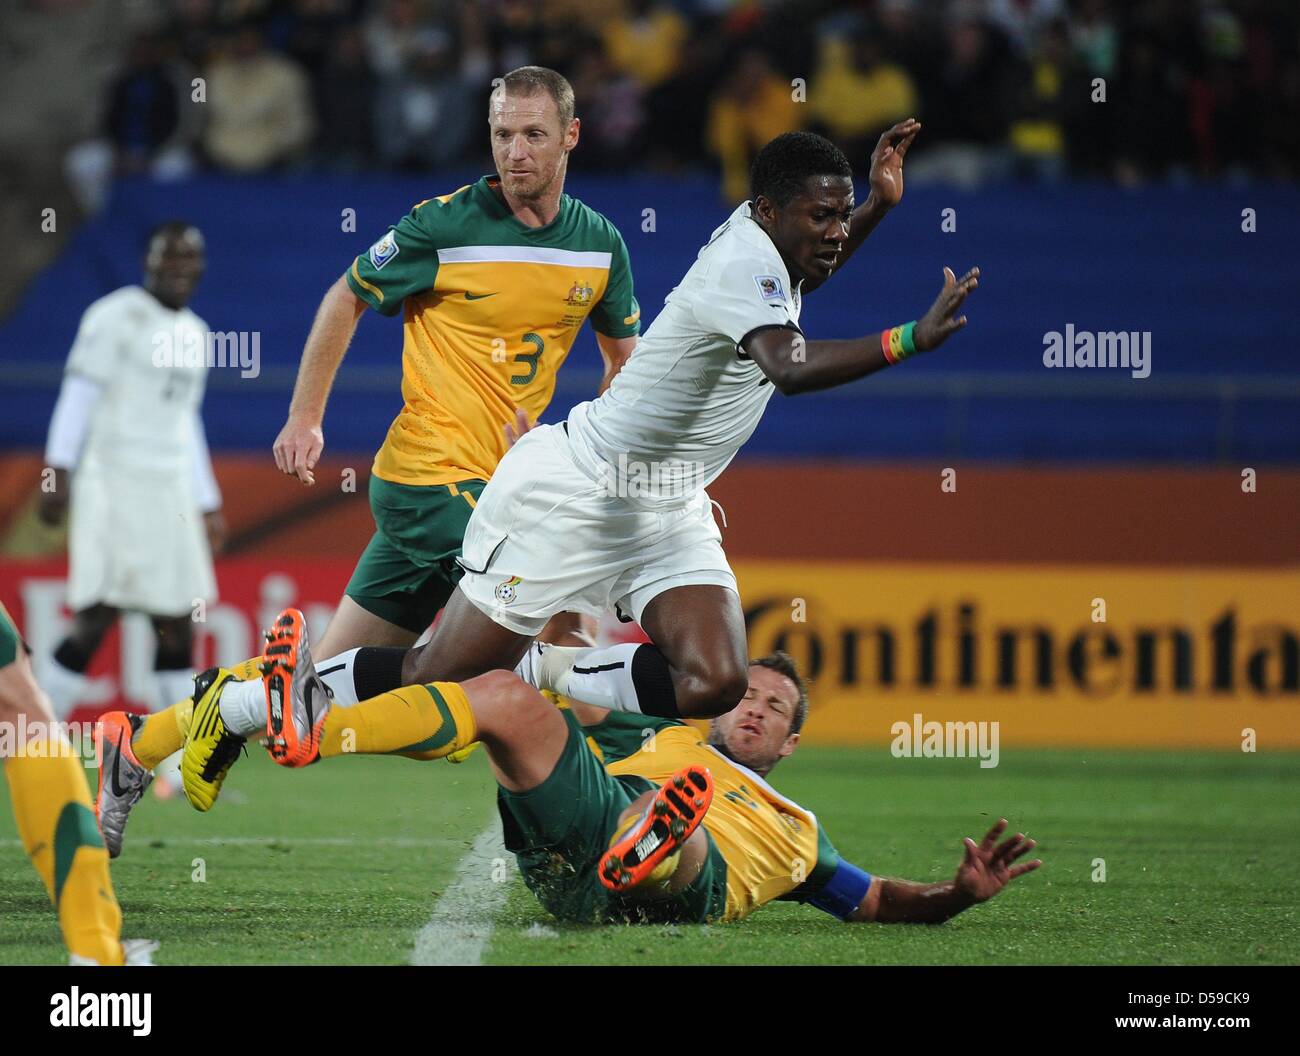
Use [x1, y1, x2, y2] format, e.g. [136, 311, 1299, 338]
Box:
[347, 176, 641, 487]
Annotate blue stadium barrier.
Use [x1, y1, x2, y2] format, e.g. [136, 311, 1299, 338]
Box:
[2, 172, 1297, 462]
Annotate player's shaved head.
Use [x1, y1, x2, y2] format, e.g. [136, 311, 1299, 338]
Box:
[489, 67, 579, 205]
[492, 66, 575, 129]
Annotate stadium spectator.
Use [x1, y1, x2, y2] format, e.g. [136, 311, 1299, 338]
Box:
[601, 0, 688, 89]
[1110, 31, 1190, 185]
[808, 28, 920, 161]
[64, 32, 197, 213]
[567, 50, 645, 171]
[202, 23, 316, 172]
[1007, 18, 1080, 182]
[908, 10, 1019, 187]
[311, 23, 375, 171]
[707, 48, 803, 202]
[362, 0, 487, 171]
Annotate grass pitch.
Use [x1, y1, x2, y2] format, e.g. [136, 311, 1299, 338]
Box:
[1, 746, 1296, 965]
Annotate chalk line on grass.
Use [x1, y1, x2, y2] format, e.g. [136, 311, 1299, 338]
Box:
[411, 820, 511, 967]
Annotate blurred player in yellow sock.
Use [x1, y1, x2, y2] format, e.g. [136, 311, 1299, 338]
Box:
[94, 654, 265, 850]
[0, 602, 153, 965]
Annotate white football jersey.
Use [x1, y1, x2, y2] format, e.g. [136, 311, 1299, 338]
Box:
[566, 200, 801, 510]
[66, 285, 209, 478]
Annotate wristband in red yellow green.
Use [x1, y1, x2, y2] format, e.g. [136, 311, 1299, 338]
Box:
[880, 321, 918, 364]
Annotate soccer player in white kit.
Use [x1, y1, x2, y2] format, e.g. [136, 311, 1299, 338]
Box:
[250, 124, 983, 765]
[38, 221, 224, 805]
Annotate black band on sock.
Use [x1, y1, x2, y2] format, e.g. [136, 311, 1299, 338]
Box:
[54, 638, 92, 674]
[630, 645, 680, 719]
[353, 647, 409, 700]
[154, 640, 193, 671]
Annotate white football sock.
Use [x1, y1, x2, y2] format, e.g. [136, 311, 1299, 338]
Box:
[314, 649, 360, 705]
[154, 749, 183, 787]
[538, 642, 646, 713]
[217, 678, 266, 738]
[41, 656, 89, 721]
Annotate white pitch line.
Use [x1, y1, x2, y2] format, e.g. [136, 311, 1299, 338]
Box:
[411, 820, 510, 967]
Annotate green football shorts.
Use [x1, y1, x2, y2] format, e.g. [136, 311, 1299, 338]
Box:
[344, 475, 487, 634]
[498, 710, 728, 925]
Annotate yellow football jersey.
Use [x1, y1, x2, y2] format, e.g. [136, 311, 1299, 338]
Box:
[604, 723, 838, 921]
[347, 176, 641, 486]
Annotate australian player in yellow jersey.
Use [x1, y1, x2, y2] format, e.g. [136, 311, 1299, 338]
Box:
[93, 67, 640, 851]
[252, 608, 1041, 925]
[0, 602, 154, 963]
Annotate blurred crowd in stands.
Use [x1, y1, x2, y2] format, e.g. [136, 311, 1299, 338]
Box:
[53, 0, 1300, 206]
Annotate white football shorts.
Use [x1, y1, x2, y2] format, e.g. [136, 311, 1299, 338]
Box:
[457, 424, 737, 636]
[67, 464, 216, 615]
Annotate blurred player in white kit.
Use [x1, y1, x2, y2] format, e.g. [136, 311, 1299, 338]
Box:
[38, 221, 225, 799]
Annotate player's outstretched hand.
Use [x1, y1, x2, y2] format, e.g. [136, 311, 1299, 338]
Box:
[273, 417, 324, 486]
[914, 266, 979, 352]
[503, 407, 532, 449]
[869, 118, 920, 210]
[954, 818, 1041, 903]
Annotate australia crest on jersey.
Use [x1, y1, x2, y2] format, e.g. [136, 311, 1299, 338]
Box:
[368, 232, 400, 270]
[754, 274, 785, 302]
[565, 280, 594, 307]
[494, 575, 523, 604]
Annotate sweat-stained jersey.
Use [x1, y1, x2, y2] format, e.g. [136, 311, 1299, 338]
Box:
[346, 175, 641, 487]
[586, 713, 843, 923]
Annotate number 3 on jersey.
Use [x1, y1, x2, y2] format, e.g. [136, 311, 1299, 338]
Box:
[511, 332, 544, 386]
[489, 332, 544, 386]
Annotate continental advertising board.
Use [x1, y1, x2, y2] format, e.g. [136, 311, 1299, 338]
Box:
[736, 562, 1298, 749]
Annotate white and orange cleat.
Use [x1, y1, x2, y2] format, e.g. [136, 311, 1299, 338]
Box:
[261, 608, 330, 768]
[94, 712, 154, 858]
[599, 765, 713, 891]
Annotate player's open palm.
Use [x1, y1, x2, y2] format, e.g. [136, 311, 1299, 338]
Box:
[914, 266, 980, 352]
[273, 417, 324, 486]
[954, 818, 1041, 903]
[869, 118, 920, 209]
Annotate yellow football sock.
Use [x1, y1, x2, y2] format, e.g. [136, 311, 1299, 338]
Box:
[135, 655, 263, 769]
[229, 656, 264, 681]
[5, 740, 123, 965]
[319, 682, 477, 761]
[134, 698, 192, 770]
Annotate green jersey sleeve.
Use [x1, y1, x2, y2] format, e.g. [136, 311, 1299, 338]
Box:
[588, 229, 641, 339]
[780, 824, 843, 903]
[583, 711, 680, 764]
[346, 204, 441, 317]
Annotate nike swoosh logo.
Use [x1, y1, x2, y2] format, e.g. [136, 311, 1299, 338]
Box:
[465, 291, 497, 300]
[109, 736, 130, 798]
[303, 680, 317, 728]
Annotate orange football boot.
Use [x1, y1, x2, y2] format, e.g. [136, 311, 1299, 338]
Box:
[600, 765, 713, 891]
[260, 608, 330, 767]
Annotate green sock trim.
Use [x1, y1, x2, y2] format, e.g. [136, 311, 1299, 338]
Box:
[53, 801, 104, 904]
[389, 684, 459, 756]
